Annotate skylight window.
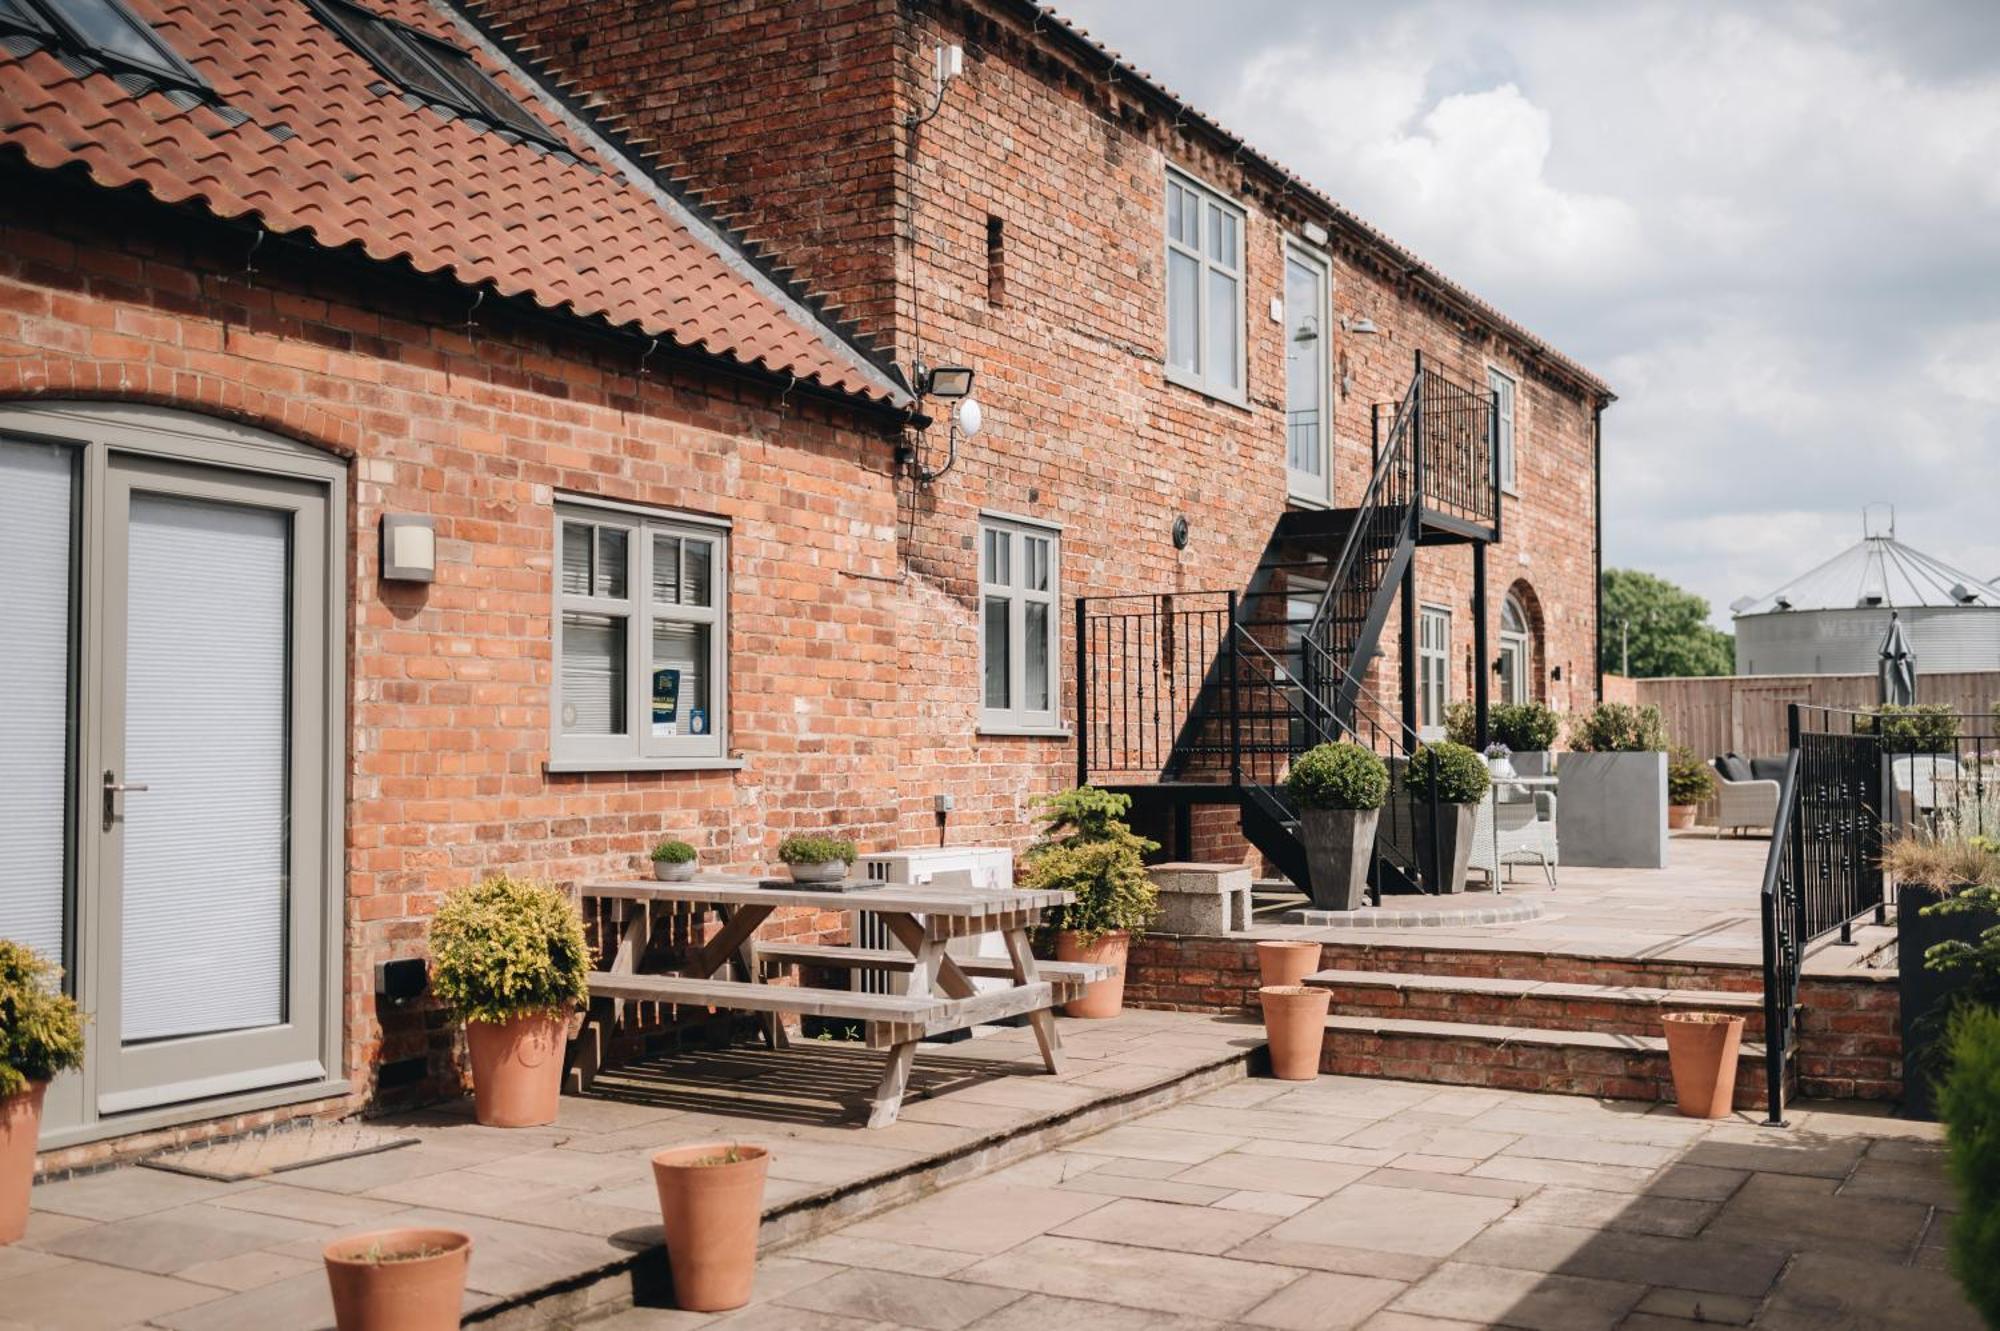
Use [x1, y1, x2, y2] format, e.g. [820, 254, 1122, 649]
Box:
[0, 0, 208, 93]
[310, 0, 564, 151]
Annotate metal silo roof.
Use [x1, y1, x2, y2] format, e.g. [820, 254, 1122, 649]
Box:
[1735, 533, 2000, 616]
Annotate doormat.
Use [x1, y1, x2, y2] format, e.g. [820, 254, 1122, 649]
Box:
[142, 1123, 418, 1182]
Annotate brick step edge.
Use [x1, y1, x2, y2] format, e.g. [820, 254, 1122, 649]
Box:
[1308, 970, 1766, 1040]
[1321, 1014, 1769, 1110]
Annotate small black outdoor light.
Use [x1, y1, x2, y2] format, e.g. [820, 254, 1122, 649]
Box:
[1172, 514, 1191, 550]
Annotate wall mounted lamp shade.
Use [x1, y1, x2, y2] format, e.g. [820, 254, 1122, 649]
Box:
[924, 364, 975, 399]
[954, 396, 983, 438]
[380, 514, 436, 582]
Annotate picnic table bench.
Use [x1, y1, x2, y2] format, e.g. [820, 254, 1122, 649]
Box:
[571, 875, 1103, 1127]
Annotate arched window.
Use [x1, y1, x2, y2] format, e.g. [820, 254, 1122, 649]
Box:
[1499, 591, 1533, 704]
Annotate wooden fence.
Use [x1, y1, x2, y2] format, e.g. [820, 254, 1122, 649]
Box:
[1636, 671, 2000, 761]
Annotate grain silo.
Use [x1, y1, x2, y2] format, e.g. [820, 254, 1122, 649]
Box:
[1731, 514, 2000, 676]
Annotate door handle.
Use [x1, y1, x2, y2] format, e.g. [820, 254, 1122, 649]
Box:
[103, 770, 149, 830]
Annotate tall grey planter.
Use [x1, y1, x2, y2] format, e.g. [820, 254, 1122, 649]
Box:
[1561, 750, 1668, 868]
[1414, 801, 1478, 894]
[1512, 750, 1553, 778]
[1298, 807, 1380, 911]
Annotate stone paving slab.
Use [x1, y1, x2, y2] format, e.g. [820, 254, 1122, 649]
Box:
[554, 1073, 1978, 1331]
[9, 1010, 1255, 1329]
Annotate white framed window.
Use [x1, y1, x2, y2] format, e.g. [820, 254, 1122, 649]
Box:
[979, 515, 1061, 733]
[1489, 366, 1517, 493]
[1165, 168, 1246, 402]
[1418, 605, 1452, 735]
[1284, 240, 1332, 504]
[552, 500, 729, 769]
[1498, 591, 1532, 705]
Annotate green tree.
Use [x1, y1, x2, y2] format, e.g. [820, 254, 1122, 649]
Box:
[1600, 568, 1735, 678]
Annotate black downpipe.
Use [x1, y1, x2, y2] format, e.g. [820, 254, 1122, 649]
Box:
[1473, 542, 1490, 752]
[1593, 403, 1605, 700]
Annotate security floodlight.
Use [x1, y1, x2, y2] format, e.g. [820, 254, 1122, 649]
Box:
[923, 364, 975, 400]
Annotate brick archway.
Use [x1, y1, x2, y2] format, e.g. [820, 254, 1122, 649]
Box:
[0, 359, 362, 459]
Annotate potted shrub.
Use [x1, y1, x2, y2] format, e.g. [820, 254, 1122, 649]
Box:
[777, 834, 856, 885]
[651, 1142, 770, 1312]
[429, 875, 590, 1128]
[1023, 787, 1160, 1019]
[650, 838, 698, 882]
[1285, 741, 1389, 912]
[322, 1227, 472, 1331]
[1662, 1011, 1746, 1118]
[1888, 831, 2000, 1119]
[1484, 742, 1516, 779]
[1667, 747, 1715, 830]
[1404, 741, 1490, 894]
[1561, 702, 1669, 869]
[0, 941, 83, 1245]
[1493, 702, 1561, 777]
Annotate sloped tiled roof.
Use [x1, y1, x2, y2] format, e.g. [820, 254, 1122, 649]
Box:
[0, 0, 910, 409]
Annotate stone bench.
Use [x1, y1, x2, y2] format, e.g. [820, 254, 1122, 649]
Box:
[1148, 862, 1253, 935]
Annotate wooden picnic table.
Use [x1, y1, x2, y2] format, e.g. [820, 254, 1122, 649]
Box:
[570, 875, 1091, 1127]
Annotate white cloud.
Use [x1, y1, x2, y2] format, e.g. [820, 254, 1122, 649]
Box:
[1055, 0, 2000, 628]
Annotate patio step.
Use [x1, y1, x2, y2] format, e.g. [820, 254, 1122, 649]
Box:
[1321, 1013, 1768, 1110]
[1306, 969, 1765, 1041]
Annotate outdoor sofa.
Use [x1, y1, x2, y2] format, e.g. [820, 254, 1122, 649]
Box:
[1712, 754, 1784, 837]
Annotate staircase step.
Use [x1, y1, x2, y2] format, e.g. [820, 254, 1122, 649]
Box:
[1321, 1014, 1768, 1108]
[1307, 970, 1764, 1040]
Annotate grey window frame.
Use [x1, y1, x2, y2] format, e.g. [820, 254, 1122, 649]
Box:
[977, 514, 1063, 735]
[1164, 167, 1248, 405]
[1418, 604, 1452, 736]
[550, 498, 733, 772]
[1489, 365, 1518, 494]
[1499, 591, 1531, 705]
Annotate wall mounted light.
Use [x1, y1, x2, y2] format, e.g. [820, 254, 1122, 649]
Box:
[380, 514, 436, 583]
[923, 364, 975, 399]
[1341, 316, 1379, 335]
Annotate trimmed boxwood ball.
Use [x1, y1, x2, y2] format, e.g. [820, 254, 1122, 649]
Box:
[1285, 742, 1390, 811]
[428, 875, 591, 1025]
[777, 834, 856, 866]
[0, 939, 84, 1097]
[1403, 740, 1491, 805]
[649, 839, 697, 864]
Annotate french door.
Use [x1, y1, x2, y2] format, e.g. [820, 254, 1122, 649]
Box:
[0, 405, 344, 1140]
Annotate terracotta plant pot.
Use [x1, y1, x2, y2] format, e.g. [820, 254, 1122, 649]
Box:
[464, 1011, 568, 1128]
[1260, 985, 1332, 1080]
[0, 1081, 47, 1245]
[322, 1226, 471, 1331]
[1662, 1011, 1745, 1118]
[1668, 804, 1698, 830]
[1256, 940, 1323, 988]
[652, 1143, 770, 1312]
[1056, 930, 1129, 1019]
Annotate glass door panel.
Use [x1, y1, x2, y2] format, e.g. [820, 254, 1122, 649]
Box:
[1285, 247, 1331, 504]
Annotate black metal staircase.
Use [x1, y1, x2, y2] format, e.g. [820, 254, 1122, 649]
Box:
[1076, 354, 1500, 900]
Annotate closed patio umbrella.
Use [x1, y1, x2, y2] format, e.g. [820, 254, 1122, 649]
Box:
[1878, 612, 1917, 706]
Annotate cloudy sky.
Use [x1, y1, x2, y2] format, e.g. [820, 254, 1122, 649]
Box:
[1056, 0, 2000, 625]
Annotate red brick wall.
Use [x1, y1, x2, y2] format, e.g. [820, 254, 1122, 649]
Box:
[1, 176, 902, 1141]
[483, 0, 1607, 866]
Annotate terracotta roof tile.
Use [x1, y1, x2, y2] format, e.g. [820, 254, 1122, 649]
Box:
[0, 0, 908, 408]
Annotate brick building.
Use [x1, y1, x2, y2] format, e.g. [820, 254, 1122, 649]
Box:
[481, 0, 1614, 873]
[0, 0, 1610, 1161]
